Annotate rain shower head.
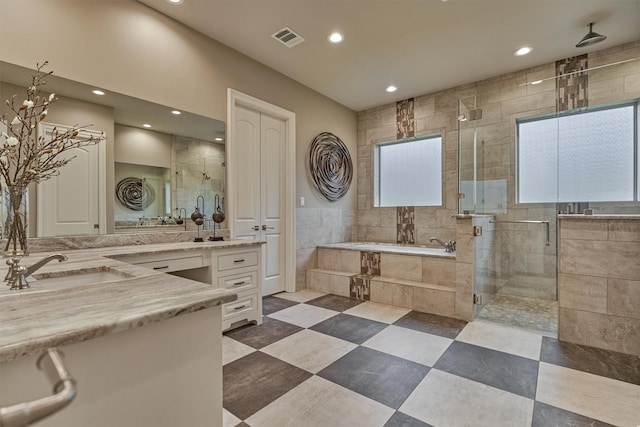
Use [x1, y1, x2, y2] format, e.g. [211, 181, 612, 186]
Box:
[576, 23, 607, 48]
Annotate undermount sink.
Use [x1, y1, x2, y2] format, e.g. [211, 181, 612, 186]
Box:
[28, 267, 133, 291]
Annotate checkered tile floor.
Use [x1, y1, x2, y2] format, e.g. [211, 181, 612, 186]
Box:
[222, 290, 640, 427]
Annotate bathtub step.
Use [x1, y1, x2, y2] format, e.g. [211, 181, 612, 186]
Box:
[306, 268, 458, 319]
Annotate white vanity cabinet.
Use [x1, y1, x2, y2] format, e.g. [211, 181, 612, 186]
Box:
[213, 247, 263, 331]
[117, 243, 263, 331]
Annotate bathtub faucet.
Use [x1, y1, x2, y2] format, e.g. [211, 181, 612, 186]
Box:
[429, 237, 456, 253]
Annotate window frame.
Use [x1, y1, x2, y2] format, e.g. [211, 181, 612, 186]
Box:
[373, 133, 444, 208]
[515, 100, 639, 204]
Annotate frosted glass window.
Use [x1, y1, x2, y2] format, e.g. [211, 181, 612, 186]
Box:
[374, 136, 442, 207]
[518, 103, 636, 203]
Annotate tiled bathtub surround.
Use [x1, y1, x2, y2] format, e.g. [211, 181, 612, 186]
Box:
[558, 215, 640, 356]
[308, 243, 462, 319]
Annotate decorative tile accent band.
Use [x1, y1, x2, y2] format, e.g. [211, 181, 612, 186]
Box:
[396, 98, 415, 139]
[397, 206, 415, 244]
[350, 274, 371, 301]
[556, 54, 588, 111]
[360, 251, 381, 276]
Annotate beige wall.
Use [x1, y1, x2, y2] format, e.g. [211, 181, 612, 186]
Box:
[115, 125, 172, 168]
[0, 0, 357, 212]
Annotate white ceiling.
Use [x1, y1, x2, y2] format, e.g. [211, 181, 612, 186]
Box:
[138, 0, 640, 112]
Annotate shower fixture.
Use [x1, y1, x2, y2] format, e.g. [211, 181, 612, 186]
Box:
[576, 23, 607, 48]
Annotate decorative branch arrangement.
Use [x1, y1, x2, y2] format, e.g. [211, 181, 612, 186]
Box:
[0, 61, 106, 187]
[0, 61, 106, 255]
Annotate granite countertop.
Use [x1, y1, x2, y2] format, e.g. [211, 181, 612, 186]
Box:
[558, 214, 640, 220]
[0, 240, 261, 363]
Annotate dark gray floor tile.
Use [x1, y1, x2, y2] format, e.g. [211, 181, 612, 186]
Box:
[262, 295, 299, 315]
[306, 294, 363, 312]
[235, 423, 250, 427]
[319, 346, 429, 410]
[223, 351, 312, 420]
[223, 316, 303, 349]
[541, 336, 640, 386]
[434, 341, 539, 399]
[384, 411, 433, 427]
[393, 311, 467, 339]
[310, 313, 387, 344]
[532, 401, 615, 427]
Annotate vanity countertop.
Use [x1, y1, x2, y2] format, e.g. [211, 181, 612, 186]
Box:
[0, 239, 262, 363]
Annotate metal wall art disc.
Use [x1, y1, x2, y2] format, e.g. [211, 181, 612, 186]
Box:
[308, 132, 353, 201]
[116, 177, 156, 211]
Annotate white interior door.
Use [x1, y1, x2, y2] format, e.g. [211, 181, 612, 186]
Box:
[37, 124, 105, 237]
[230, 105, 287, 296]
[261, 114, 286, 296]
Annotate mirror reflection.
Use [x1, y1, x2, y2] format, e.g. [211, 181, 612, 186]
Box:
[0, 61, 226, 237]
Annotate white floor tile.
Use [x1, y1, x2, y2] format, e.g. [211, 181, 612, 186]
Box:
[400, 369, 534, 427]
[536, 362, 640, 427]
[222, 335, 255, 365]
[455, 320, 542, 360]
[343, 301, 411, 324]
[267, 303, 338, 328]
[362, 325, 452, 367]
[246, 376, 395, 427]
[261, 329, 357, 373]
[273, 289, 327, 303]
[223, 408, 241, 427]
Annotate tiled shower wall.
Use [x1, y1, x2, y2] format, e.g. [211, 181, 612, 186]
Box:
[296, 208, 356, 290]
[356, 41, 640, 299]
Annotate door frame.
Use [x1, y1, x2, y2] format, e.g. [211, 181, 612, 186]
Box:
[227, 89, 296, 293]
[37, 122, 107, 237]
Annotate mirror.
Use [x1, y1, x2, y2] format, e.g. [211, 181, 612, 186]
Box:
[0, 61, 226, 237]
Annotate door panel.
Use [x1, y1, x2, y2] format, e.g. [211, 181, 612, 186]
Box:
[260, 114, 286, 295]
[232, 107, 261, 240]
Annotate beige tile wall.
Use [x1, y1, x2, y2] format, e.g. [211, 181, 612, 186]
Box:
[296, 208, 356, 290]
[558, 217, 640, 356]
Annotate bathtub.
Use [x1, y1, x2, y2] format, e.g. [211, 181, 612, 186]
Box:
[318, 242, 455, 258]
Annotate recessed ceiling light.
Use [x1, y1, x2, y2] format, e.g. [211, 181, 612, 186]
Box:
[171, 110, 182, 115]
[531, 80, 543, 85]
[215, 137, 224, 142]
[386, 85, 397, 93]
[92, 89, 105, 96]
[328, 32, 344, 43]
[514, 46, 532, 56]
[166, 0, 183, 4]
[142, 124, 152, 128]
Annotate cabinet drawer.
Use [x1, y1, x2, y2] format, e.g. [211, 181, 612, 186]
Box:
[223, 294, 258, 320]
[135, 255, 203, 273]
[218, 271, 258, 292]
[218, 250, 258, 271]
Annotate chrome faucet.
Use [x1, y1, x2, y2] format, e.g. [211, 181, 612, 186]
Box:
[5, 254, 68, 290]
[429, 237, 456, 253]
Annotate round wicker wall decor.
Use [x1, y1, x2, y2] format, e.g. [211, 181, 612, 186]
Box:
[308, 132, 352, 201]
[115, 177, 156, 211]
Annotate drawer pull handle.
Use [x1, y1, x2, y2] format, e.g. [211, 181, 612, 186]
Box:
[233, 305, 247, 310]
[153, 265, 169, 270]
[233, 259, 245, 263]
[233, 281, 246, 286]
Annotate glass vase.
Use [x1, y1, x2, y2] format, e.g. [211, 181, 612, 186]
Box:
[3, 186, 29, 257]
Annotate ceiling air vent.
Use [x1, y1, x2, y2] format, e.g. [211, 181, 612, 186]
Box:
[271, 26, 305, 48]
